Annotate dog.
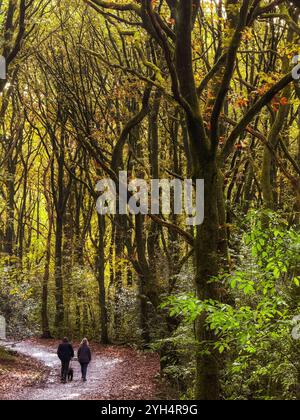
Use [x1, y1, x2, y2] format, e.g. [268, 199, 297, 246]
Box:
[68, 367, 74, 382]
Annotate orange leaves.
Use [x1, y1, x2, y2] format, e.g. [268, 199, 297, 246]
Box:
[167, 17, 175, 25]
[219, 136, 225, 145]
[256, 85, 269, 96]
[142, 0, 157, 10]
[279, 97, 289, 106]
[0, 350, 48, 400]
[235, 97, 249, 108]
[250, 72, 290, 112]
[253, 73, 279, 99]
[235, 143, 243, 151]
[271, 96, 289, 111]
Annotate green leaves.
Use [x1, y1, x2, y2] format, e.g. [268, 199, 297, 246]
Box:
[163, 209, 300, 385]
[161, 294, 203, 323]
[294, 277, 300, 287]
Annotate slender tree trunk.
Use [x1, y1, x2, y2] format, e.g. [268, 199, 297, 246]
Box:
[113, 215, 125, 341]
[5, 156, 16, 256]
[41, 216, 52, 339]
[54, 211, 64, 332]
[16, 161, 28, 263]
[295, 110, 300, 225]
[261, 28, 292, 212]
[97, 214, 109, 344]
[41, 165, 53, 339]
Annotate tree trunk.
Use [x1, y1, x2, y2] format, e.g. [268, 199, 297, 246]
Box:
[194, 159, 220, 400]
[41, 216, 52, 339]
[5, 156, 16, 256]
[97, 214, 109, 344]
[40, 164, 53, 338]
[54, 212, 64, 332]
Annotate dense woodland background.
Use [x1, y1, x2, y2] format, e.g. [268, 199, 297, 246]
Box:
[1, 0, 300, 400]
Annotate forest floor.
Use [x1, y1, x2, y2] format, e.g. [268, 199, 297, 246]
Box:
[0, 339, 165, 400]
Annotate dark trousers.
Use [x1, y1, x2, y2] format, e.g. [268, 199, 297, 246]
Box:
[80, 363, 89, 380]
[61, 359, 70, 381]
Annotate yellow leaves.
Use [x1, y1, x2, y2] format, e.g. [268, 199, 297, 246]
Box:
[223, 28, 235, 48]
[258, 72, 279, 85]
[194, 71, 204, 86]
[225, 2, 240, 16]
[242, 27, 253, 42]
[277, 42, 299, 60]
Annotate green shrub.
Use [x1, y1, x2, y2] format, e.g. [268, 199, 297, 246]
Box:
[163, 211, 300, 400]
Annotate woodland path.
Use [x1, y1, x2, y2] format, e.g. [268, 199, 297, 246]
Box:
[4, 339, 161, 400]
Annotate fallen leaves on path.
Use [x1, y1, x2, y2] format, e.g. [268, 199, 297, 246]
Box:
[0, 347, 49, 400]
[2, 339, 165, 400]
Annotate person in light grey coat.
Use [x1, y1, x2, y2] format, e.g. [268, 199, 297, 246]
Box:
[77, 338, 91, 381]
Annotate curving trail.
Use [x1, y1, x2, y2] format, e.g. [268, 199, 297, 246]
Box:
[5, 339, 161, 400]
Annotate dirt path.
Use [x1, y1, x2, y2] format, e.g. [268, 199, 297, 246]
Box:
[4, 339, 161, 400]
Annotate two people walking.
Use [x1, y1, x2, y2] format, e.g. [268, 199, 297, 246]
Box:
[57, 337, 91, 383]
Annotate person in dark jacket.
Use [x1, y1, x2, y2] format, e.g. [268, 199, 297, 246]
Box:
[77, 338, 91, 381]
[57, 337, 74, 383]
